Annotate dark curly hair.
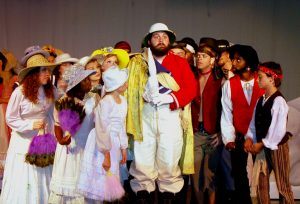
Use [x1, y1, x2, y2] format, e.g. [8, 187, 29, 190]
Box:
[21, 67, 55, 104]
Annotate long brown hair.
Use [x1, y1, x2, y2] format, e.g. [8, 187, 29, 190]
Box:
[21, 67, 55, 103]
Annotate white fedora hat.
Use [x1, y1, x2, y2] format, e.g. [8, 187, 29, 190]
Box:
[142, 23, 176, 48]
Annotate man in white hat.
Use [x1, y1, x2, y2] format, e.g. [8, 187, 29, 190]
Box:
[127, 23, 197, 203]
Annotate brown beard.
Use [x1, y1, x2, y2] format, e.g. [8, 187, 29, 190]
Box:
[149, 43, 170, 57]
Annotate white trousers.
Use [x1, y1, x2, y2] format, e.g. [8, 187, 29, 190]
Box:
[130, 103, 184, 193]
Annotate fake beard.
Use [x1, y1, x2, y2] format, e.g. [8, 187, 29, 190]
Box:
[149, 44, 170, 57]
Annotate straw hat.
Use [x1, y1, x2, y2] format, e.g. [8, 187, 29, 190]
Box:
[62, 64, 96, 92]
[91, 47, 129, 69]
[102, 66, 128, 92]
[55, 53, 78, 65]
[18, 54, 55, 82]
[21, 45, 50, 66]
[142, 23, 176, 48]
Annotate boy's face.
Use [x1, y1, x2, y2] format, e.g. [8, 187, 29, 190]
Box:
[101, 55, 118, 72]
[171, 48, 186, 59]
[257, 70, 273, 89]
[196, 52, 215, 70]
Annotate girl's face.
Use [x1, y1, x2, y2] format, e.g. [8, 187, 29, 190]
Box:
[86, 60, 101, 82]
[59, 62, 73, 75]
[39, 67, 51, 85]
[117, 82, 128, 94]
[80, 77, 92, 93]
[101, 55, 118, 72]
[257, 70, 273, 89]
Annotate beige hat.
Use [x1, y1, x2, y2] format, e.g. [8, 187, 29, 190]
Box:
[55, 53, 78, 65]
[78, 55, 103, 67]
[18, 54, 55, 82]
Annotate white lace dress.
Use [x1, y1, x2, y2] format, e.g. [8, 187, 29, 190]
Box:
[48, 96, 95, 204]
[77, 95, 128, 200]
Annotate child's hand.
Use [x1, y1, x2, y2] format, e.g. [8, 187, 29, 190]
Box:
[250, 142, 264, 154]
[244, 138, 253, 152]
[102, 152, 111, 171]
[120, 149, 127, 165]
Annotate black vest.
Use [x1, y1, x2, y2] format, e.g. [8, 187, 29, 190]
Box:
[255, 91, 283, 142]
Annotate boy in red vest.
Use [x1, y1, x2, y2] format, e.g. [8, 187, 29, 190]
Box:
[244, 62, 294, 204]
[191, 38, 223, 204]
[221, 44, 264, 204]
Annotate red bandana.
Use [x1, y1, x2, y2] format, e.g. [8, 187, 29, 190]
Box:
[259, 66, 283, 79]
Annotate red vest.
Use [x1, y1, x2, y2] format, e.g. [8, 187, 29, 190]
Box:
[192, 73, 222, 134]
[230, 75, 264, 135]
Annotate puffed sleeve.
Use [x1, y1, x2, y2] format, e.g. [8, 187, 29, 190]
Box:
[262, 96, 288, 150]
[95, 97, 113, 153]
[6, 87, 35, 133]
[220, 80, 236, 145]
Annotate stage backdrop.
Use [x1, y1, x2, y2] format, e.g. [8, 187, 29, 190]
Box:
[0, 0, 299, 101]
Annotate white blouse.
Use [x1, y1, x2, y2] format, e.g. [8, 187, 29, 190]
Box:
[6, 86, 55, 153]
[95, 94, 128, 153]
[246, 95, 289, 150]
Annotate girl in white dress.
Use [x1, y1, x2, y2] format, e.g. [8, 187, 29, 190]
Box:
[77, 66, 128, 202]
[48, 64, 96, 204]
[0, 52, 56, 204]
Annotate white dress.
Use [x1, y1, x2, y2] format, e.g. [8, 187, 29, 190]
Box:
[48, 96, 95, 204]
[77, 95, 128, 200]
[0, 86, 55, 204]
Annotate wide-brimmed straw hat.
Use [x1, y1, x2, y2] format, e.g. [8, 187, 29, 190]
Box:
[102, 66, 128, 92]
[91, 47, 129, 69]
[18, 54, 55, 82]
[142, 23, 176, 48]
[62, 64, 96, 92]
[55, 53, 78, 65]
[21, 45, 50, 66]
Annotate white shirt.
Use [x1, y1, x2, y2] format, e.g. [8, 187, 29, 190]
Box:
[246, 95, 289, 150]
[221, 78, 254, 145]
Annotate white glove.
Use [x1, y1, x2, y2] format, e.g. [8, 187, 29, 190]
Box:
[143, 76, 159, 102]
[152, 94, 174, 106]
